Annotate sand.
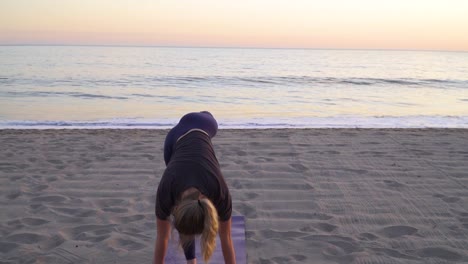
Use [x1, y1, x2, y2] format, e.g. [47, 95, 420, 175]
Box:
[1, 128, 468, 264]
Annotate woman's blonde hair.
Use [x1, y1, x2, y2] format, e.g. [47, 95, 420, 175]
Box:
[173, 192, 219, 263]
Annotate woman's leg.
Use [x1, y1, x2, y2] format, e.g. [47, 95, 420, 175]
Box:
[183, 239, 196, 262]
[163, 111, 218, 164]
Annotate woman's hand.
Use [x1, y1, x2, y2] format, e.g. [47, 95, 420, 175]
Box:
[154, 218, 171, 264]
[218, 218, 236, 264]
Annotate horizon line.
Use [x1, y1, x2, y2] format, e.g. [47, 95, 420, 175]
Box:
[0, 43, 467, 53]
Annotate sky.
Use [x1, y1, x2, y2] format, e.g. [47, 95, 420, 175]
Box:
[1, 0, 468, 51]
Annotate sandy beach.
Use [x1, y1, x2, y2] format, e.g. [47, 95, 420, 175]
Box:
[1, 128, 468, 264]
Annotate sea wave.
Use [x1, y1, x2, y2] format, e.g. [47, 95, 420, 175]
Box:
[1, 116, 467, 129]
[3, 91, 129, 100]
[1, 76, 466, 91]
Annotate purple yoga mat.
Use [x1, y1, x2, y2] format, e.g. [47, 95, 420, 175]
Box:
[165, 215, 246, 263]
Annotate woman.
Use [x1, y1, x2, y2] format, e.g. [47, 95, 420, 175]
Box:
[154, 111, 236, 264]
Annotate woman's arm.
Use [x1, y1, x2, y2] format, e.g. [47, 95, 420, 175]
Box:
[218, 218, 236, 264]
[154, 218, 171, 264]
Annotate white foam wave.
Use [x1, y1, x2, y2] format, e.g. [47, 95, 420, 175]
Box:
[0, 116, 467, 129]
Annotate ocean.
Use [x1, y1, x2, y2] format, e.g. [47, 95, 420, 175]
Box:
[0, 46, 467, 128]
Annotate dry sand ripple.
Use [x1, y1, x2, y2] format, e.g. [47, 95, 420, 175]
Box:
[1, 129, 468, 263]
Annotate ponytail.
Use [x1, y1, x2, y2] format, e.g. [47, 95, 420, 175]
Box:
[199, 198, 219, 262]
[173, 195, 219, 263]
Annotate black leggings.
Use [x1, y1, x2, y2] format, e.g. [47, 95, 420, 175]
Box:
[164, 111, 218, 165]
[163, 111, 218, 260]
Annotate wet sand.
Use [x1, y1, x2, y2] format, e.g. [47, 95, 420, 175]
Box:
[1, 129, 467, 263]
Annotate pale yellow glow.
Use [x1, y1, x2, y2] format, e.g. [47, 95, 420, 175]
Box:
[1, 0, 467, 51]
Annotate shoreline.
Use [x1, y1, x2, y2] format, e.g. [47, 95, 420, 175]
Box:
[1, 116, 468, 130]
[0, 127, 467, 133]
[1, 128, 467, 263]
[1, 127, 468, 130]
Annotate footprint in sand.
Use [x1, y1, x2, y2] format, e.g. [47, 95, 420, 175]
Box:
[30, 184, 48, 192]
[320, 150, 340, 155]
[305, 235, 361, 260]
[7, 233, 47, 244]
[299, 226, 316, 232]
[370, 247, 417, 260]
[249, 141, 261, 146]
[39, 234, 66, 251]
[357, 151, 386, 156]
[238, 192, 259, 201]
[234, 159, 248, 165]
[410, 149, 433, 156]
[326, 143, 347, 147]
[47, 159, 63, 165]
[117, 214, 145, 224]
[259, 229, 305, 239]
[245, 231, 256, 240]
[254, 157, 275, 162]
[95, 198, 126, 208]
[75, 232, 110, 243]
[270, 152, 299, 157]
[357, 232, 378, 241]
[0, 242, 19, 253]
[374, 131, 388, 136]
[237, 203, 258, 218]
[236, 150, 248, 156]
[68, 224, 115, 236]
[340, 132, 358, 137]
[322, 244, 348, 260]
[63, 224, 116, 244]
[31, 195, 68, 203]
[95, 155, 109, 162]
[8, 175, 23, 181]
[6, 219, 25, 230]
[102, 207, 128, 213]
[46, 176, 58, 182]
[290, 254, 307, 261]
[109, 238, 146, 251]
[29, 203, 46, 210]
[377, 225, 418, 238]
[6, 190, 22, 200]
[10, 217, 49, 226]
[230, 180, 242, 189]
[289, 163, 308, 172]
[451, 209, 468, 217]
[270, 254, 307, 263]
[402, 142, 419, 146]
[343, 168, 368, 174]
[449, 150, 468, 155]
[326, 240, 361, 255]
[41, 248, 88, 263]
[141, 154, 155, 160]
[362, 141, 380, 145]
[442, 197, 461, 203]
[383, 180, 405, 188]
[50, 207, 97, 218]
[417, 247, 463, 261]
[314, 222, 338, 233]
[433, 193, 461, 203]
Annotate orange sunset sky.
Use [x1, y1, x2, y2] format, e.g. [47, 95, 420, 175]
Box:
[1, 0, 468, 51]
